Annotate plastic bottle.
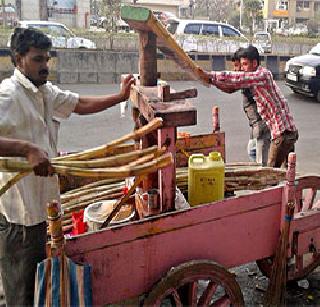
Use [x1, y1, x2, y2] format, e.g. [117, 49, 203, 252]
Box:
[247, 138, 257, 162]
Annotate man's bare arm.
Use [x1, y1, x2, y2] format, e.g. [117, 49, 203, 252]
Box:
[74, 74, 135, 115]
[0, 137, 53, 176]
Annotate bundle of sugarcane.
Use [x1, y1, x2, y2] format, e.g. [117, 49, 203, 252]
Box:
[58, 162, 287, 232]
[58, 178, 125, 233]
[0, 118, 173, 196]
[176, 164, 287, 195]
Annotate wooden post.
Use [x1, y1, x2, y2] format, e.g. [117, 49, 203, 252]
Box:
[158, 127, 176, 212]
[212, 106, 220, 132]
[139, 31, 157, 86]
[138, 30, 160, 208]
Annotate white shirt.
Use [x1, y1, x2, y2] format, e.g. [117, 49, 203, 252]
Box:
[0, 69, 79, 226]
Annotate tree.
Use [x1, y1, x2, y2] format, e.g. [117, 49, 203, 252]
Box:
[243, 0, 262, 34]
[16, 0, 21, 20]
[194, 0, 234, 23]
[39, 0, 48, 20]
[99, 0, 121, 31]
[308, 11, 320, 35]
[1, 0, 6, 28]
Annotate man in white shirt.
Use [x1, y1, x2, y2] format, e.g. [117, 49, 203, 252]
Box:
[0, 28, 135, 306]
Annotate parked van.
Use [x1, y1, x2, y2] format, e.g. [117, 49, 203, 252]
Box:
[9, 20, 96, 49]
[167, 19, 246, 39]
[166, 19, 248, 53]
[252, 31, 272, 53]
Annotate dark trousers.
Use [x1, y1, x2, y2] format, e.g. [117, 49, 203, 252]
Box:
[268, 130, 299, 168]
[0, 213, 46, 306]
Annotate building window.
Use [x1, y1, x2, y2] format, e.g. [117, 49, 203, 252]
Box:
[296, 1, 309, 11]
[276, 1, 288, 10]
[295, 17, 309, 23]
[296, 1, 303, 11]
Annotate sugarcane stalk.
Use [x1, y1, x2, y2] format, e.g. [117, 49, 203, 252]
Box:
[54, 153, 173, 179]
[55, 117, 163, 161]
[61, 181, 124, 203]
[127, 147, 166, 168]
[0, 171, 31, 196]
[62, 188, 123, 212]
[62, 178, 123, 195]
[0, 146, 161, 172]
[53, 146, 159, 168]
[0, 158, 33, 172]
[62, 192, 124, 216]
[101, 175, 145, 228]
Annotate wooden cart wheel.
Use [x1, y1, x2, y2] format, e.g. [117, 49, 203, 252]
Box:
[257, 176, 320, 281]
[143, 260, 244, 307]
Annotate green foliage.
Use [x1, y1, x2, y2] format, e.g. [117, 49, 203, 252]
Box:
[194, 0, 234, 23]
[99, 0, 121, 32]
[243, 0, 263, 33]
[229, 10, 240, 28]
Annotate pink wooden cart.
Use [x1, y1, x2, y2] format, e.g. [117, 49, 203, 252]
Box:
[64, 154, 320, 305]
[64, 7, 320, 305]
[63, 80, 320, 305]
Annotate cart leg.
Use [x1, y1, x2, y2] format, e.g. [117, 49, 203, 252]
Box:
[257, 175, 320, 281]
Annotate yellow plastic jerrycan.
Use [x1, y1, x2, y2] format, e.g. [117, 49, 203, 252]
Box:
[188, 152, 225, 206]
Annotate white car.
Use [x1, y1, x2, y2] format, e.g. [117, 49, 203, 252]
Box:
[9, 20, 96, 49]
[288, 24, 308, 36]
[166, 19, 249, 53]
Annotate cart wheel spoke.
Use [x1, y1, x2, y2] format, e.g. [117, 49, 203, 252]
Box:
[198, 281, 218, 306]
[187, 281, 198, 306]
[210, 294, 230, 307]
[171, 289, 183, 307]
[144, 260, 244, 307]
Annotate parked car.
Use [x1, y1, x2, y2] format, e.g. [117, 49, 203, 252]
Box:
[115, 19, 134, 33]
[167, 19, 246, 38]
[90, 15, 99, 27]
[153, 11, 177, 26]
[97, 16, 133, 33]
[288, 24, 308, 36]
[9, 20, 96, 49]
[275, 26, 290, 36]
[285, 43, 320, 101]
[166, 19, 249, 53]
[252, 31, 272, 53]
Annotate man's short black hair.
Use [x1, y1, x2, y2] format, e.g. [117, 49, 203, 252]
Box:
[231, 47, 244, 62]
[239, 45, 260, 66]
[10, 28, 52, 66]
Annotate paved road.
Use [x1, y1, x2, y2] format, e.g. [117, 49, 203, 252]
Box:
[58, 80, 320, 175]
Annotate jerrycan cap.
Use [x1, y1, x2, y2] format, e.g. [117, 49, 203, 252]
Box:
[209, 152, 222, 161]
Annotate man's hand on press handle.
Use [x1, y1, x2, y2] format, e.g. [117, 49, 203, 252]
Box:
[120, 74, 136, 101]
[196, 66, 213, 86]
[26, 144, 54, 177]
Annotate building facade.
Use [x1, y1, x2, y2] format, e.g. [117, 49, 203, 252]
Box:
[15, 0, 90, 28]
[122, 0, 190, 18]
[263, 0, 320, 28]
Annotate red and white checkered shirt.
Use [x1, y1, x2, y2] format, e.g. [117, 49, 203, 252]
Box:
[210, 66, 297, 139]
